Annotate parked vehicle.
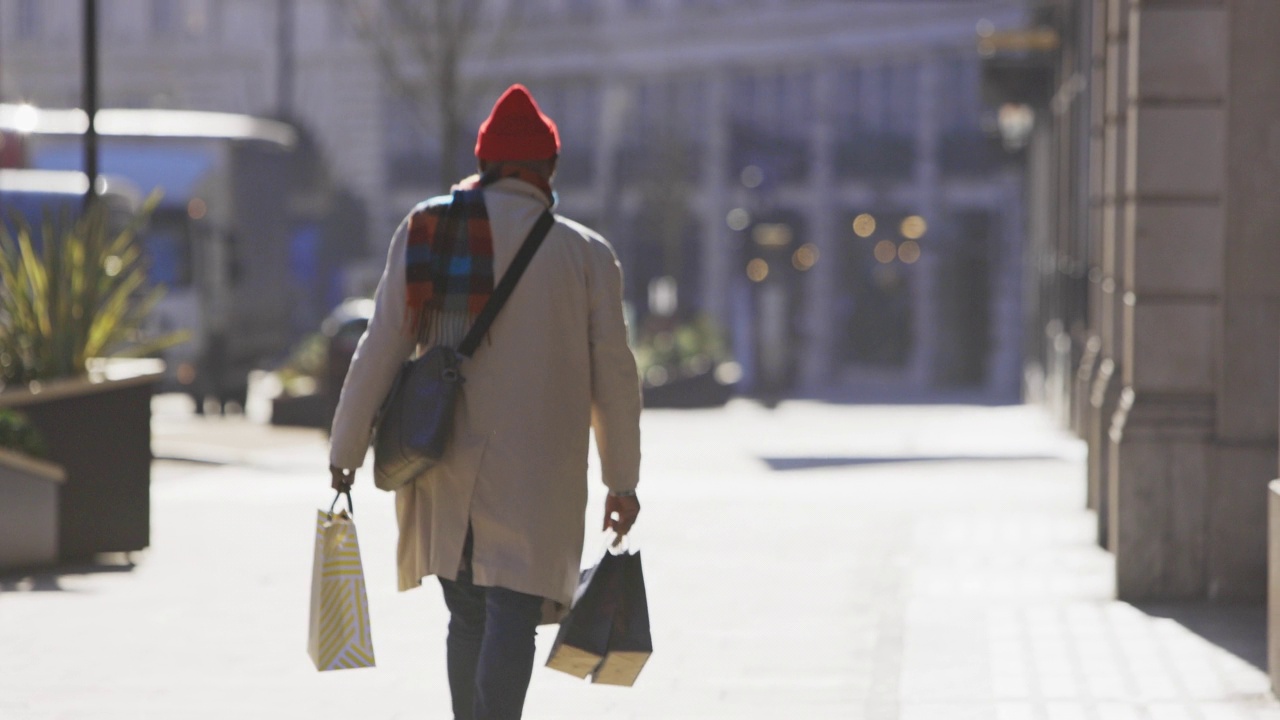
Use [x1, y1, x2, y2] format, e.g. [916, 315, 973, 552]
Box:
[0, 167, 141, 239]
[1, 105, 364, 411]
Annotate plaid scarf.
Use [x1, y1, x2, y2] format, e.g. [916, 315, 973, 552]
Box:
[404, 167, 554, 345]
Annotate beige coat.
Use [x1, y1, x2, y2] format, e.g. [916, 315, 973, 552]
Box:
[329, 178, 642, 608]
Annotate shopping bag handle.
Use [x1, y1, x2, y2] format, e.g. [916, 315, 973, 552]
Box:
[329, 488, 354, 517]
[595, 529, 630, 556]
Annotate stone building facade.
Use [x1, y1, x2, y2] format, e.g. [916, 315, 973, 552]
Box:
[1027, 0, 1280, 601]
[0, 0, 1028, 399]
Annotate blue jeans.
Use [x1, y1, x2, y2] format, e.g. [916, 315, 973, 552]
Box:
[439, 533, 543, 720]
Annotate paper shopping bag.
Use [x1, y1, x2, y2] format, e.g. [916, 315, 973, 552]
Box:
[545, 550, 625, 679]
[591, 550, 652, 686]
[307, 499, 376, 671]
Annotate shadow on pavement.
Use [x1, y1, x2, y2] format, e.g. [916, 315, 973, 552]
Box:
[151, 455, 230, 466]
[0, 556, 137, 593]
[792, 388, 1023, 407]
[1136, 602, 1267, 671]
[762, 454, 1064, 471]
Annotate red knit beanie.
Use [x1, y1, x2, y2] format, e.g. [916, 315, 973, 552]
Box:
[475, 84, 560, 162]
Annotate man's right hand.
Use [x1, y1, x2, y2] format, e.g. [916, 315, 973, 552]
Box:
[603, 492, 640, 537]
[330, 465, 355, 492]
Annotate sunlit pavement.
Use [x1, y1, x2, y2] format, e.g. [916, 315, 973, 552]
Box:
[2, 398, 1278, 719]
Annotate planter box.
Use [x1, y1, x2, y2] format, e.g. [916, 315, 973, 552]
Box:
[643, 369, 736, 409]
[0, 448, 65, 570]
[0, 362, 161, 560]
[270, 392, 329, 429]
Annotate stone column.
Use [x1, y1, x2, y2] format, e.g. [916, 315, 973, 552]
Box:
[1089, 0, 1129, 549]
[1074, 0, 1106, 450]
[1046, 21, 1082, 429]
[1110, 0, 1227, 599]
[909, 57, 941, 388]
[1206, 0, 1280, 600]
[600, 0, 624, 21]
[700, 71, 733, 331]
[799, 66, 837, 391]
[1023, 114, 1055, 407]
[1108, 0, 1280, 602]
[594, 77, 629, 242]
[987, 173, 1025, 402]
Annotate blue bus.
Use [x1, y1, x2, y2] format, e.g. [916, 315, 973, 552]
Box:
[0, 168, 140, 239]
[1, 105, 362, 410]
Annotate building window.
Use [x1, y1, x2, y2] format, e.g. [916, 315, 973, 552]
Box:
[681, 0, 727, 11]
[564, 0, 596, 20]
[727, 71, 811, 184]
[512, 1, 561, 25]
[152, 0, 179, 36]
[185, 0, 209, 36]
[937, 56, 1000, 177]
[523, 80, 598, 185]
[327, 1, 353, 39]
[731, 71, 811, 140]
[15, 0, 40, 40]
[938, 57, 982, 132]
[331, 0, 386, 39]
[204, 0, 225, 41]
[383, 93, 434, 188]
[642, 77, 709, 144]
[887, 63, 919, 136]
[832, 67, 860, 126]
[833, 64, 916, 181]
[629, 77, 706, 143]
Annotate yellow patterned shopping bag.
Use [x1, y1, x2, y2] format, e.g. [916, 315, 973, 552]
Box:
[308, 490, 376, 671]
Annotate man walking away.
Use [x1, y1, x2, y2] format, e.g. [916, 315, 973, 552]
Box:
[327, 84, 643, 720]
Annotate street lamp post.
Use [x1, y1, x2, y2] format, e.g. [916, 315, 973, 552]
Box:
[83, 0, 99, 207]
[276, 0, 295, 118]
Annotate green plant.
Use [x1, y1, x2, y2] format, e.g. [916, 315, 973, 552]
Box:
[0, 408, 48, 459]
[0, 195, 186, 386]
[275, 331, 328, 397]
[632, 314, 732, 386]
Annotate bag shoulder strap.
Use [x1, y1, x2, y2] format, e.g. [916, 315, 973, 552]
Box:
[457, 210, 555, 357]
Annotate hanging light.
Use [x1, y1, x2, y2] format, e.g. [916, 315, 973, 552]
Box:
[898, 240, 922, 264]
[873, 240, 896, 264]
[900, 215, 927, 240]
[792, 243, 819, 271]
[853, 213, 876, 238]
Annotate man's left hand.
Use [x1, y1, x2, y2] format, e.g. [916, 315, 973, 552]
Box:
[603, 492, 640, 537]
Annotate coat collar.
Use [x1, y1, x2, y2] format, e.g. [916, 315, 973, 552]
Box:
[485, 176, 557, 210]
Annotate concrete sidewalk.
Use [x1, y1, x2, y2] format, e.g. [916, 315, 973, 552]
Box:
[1, 400, 1276, 719]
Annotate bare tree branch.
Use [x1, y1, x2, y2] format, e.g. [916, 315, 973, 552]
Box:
[342, 1, 430, 126]
[335, 0, 518, 188]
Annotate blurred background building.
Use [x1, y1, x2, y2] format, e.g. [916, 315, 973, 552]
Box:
[0, 0, 1030, 402]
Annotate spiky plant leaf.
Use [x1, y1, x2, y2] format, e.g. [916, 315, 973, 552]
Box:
[0, 193, 188, 387]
